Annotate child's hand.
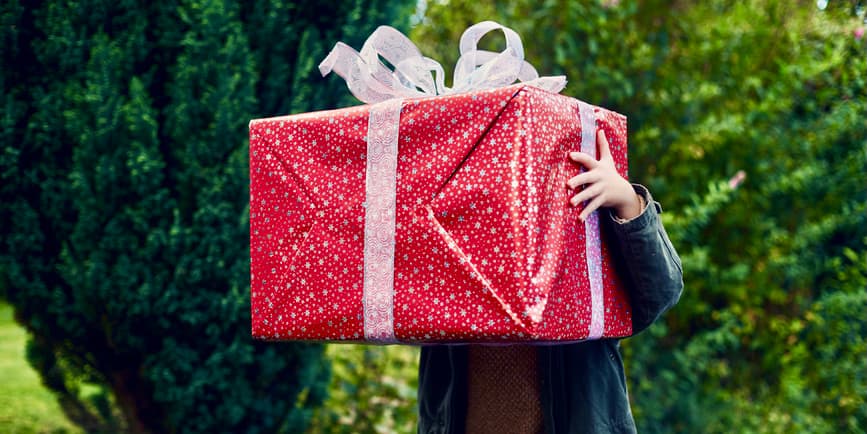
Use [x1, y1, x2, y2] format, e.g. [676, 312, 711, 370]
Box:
[566, 129, 642, 221]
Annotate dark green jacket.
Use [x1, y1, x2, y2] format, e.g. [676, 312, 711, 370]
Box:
[417, 185, 684, 434]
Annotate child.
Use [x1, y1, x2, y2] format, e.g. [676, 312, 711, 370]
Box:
[417, 130, 684, 434]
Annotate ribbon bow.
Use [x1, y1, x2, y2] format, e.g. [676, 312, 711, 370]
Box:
[319, 21, 567, 104]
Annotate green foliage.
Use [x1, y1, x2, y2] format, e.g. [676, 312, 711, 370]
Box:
[0, 302, 86, 433]
[414, 0, 867, 432]
[308, 345, 419, 434]
[4, 0, 865, 432]
[1, 1, 412, 433]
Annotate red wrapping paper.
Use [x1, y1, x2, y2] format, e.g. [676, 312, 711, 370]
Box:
[249, 83, 632, 343]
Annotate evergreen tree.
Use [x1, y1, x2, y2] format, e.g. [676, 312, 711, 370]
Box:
[1, 1, 411, 432]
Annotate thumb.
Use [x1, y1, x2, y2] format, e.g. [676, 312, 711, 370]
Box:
[597, 128, 612, 160]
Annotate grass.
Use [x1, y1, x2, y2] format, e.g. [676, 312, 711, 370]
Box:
[0, 302, 83, 434]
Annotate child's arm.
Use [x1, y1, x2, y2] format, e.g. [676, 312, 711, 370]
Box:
[566, 129, 643, 221]
[567, 130, 684, 334]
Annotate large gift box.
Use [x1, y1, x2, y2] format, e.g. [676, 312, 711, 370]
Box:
[250, 22, 632, 344]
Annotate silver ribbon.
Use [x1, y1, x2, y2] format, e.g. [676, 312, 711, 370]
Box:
[319, 21, 567, 104]
[578, 101, 604, 339]
[360, 98, 402, 343]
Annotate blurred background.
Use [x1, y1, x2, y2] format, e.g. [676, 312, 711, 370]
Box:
[1, 0, 865, 433]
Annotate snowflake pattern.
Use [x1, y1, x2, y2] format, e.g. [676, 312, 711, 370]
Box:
[249, 84, 632, 344]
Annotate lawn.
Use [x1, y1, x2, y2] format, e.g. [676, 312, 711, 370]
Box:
[0, 302, 82, 434]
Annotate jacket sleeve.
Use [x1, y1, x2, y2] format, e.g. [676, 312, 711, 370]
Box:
[603, 184, 684, 335]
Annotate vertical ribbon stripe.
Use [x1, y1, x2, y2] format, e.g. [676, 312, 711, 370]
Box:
[362, 98, 403, 343]
[578, 101, 605, 340]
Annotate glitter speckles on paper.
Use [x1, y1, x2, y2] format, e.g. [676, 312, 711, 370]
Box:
[249, 84, 632, 344]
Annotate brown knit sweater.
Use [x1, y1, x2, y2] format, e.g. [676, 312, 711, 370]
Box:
[465, 345, 545, 434]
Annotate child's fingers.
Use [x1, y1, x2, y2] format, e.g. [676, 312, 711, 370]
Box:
[566, 171, 600, 190]
[569, 151, 599, 169]
[570, 182, 603, 206]
[597, 129, 612, 160]
[579, 193, 607, 221]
